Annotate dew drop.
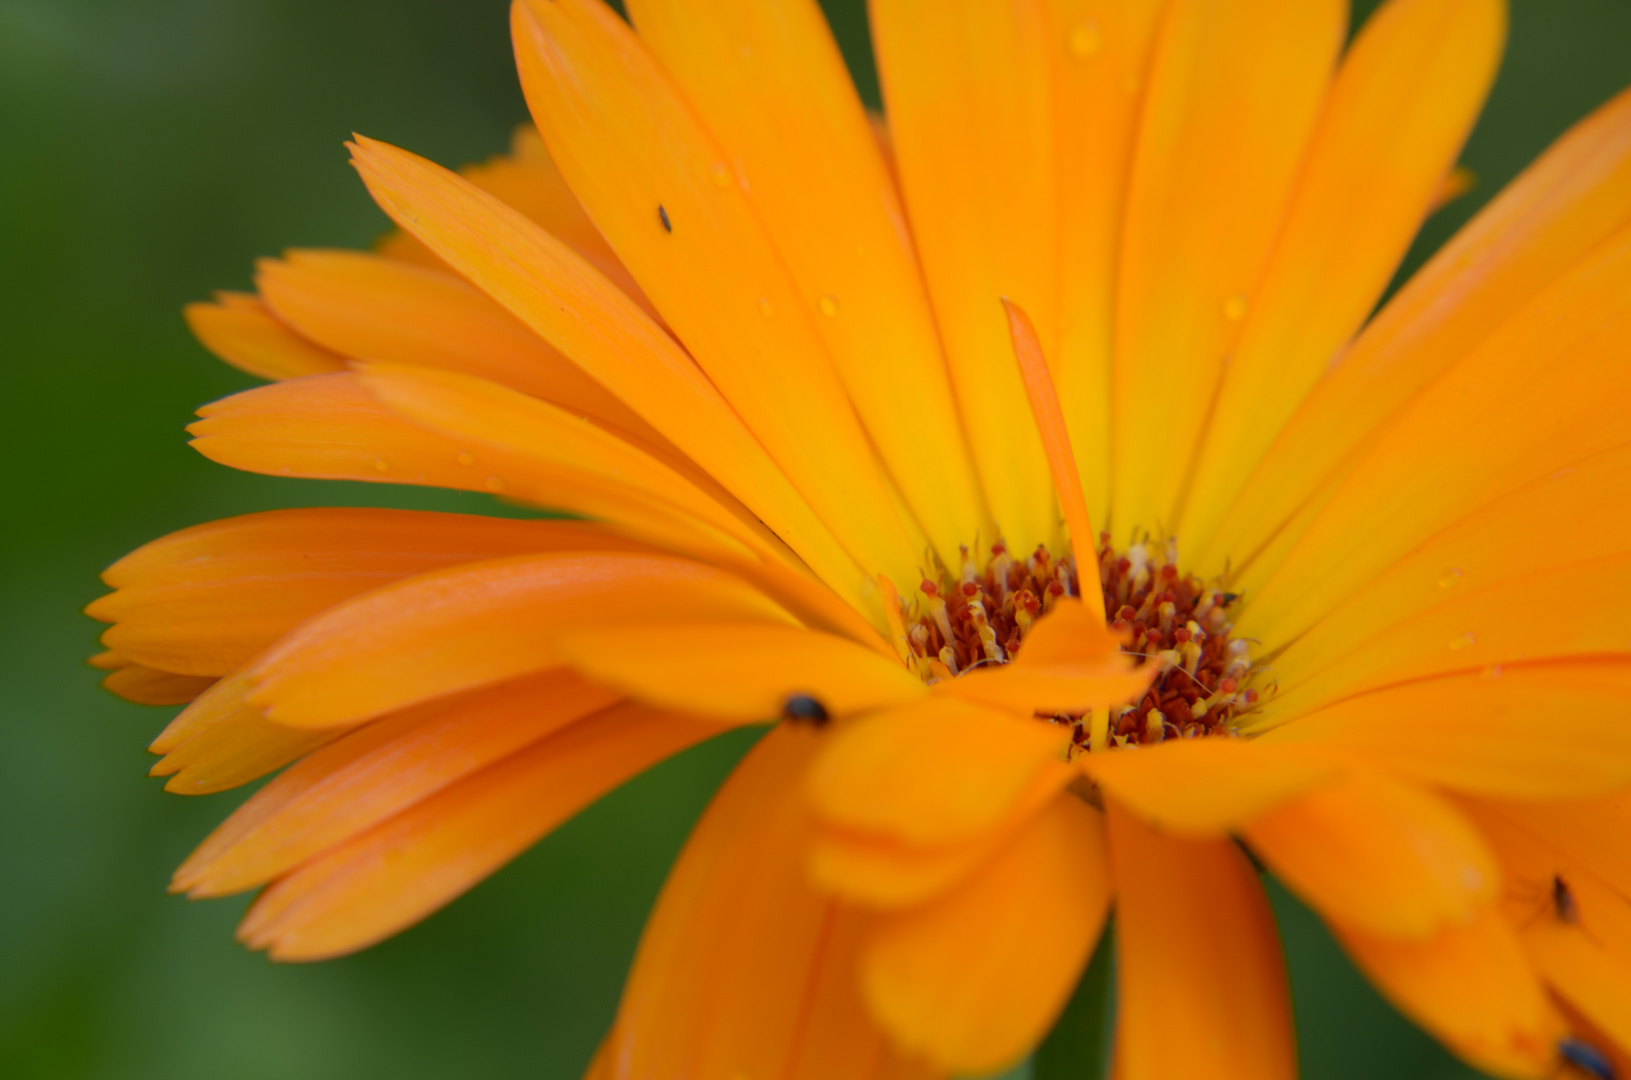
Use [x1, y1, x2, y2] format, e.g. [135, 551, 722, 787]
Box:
[373, 457, 389, 473]
[1448, 631, 1477, 652]
[1068, 20, 1103, 57]
[818, 294, 840, 317]
[1436, 566, 1463, 588]
[1223, 294, 1248, 321]
[757, 297, 774, 318]
[485, 476, 506, 493]
[709, 162, 731, 187]
[456, 450, 476, 466]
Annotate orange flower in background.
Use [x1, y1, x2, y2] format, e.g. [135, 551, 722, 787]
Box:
[88, 0, 1631, 1076]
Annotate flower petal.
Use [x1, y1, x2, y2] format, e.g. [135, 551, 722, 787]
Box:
[604, 726, 926, 1080]
[1108, 803, 1296, 1080]
[807, 696, 1071, 848]
[183, 292, 346, 381]
[1271, 551, 1631, 718]
[256, 249, 659, 439]
[1268, 442, 1631, 701]
[625, 0, 986, 566]
[245, 551, 797, 729]
[868, 0, 1058, 553]
[1242, 223, 1631, 650]
[1080, 737, 1338, 834]
[1047, 0, 1166, 527]
[100, 662, 215, 706]
[861, 795, 1110, 1076]
[511, 0, 924, 589]
[90, 508, 640, 677]
[1110, 0, 1344, 543]
[347, 135, 869, 611]
[1180, 0, 1503, 549]
[238, 702, 722, 961]
[557, 620, 923, 723]
[1260, 662, 1631, 798]
[1198, 84, 1631, 584]
[148, 674, 341, 795]
[1244, 768, 1500, 939]
[938, 599, 1150, 714]
[189, 372, 759, 564]
[809, 824, 1009, 910]
[173, 669, 619, 898]
[1336, 908, 1564, 1079]
[1470, 793, 1631, 904]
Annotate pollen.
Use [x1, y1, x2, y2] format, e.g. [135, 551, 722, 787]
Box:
[898, 533, 1259, 751]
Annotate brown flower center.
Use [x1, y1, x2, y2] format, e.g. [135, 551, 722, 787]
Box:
[900, 534, 1260, 750]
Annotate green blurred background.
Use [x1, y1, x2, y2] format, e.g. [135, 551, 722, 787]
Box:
[1, 1, 1627, 1077]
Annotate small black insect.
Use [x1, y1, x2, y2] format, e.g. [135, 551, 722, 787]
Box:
[783, 694, 830, 726]
[1561, 1036, 1616, 1080]
[1554, 874, 1582, 925]
[1219, 592, 1240, 607]
[658, 204, 672, 233]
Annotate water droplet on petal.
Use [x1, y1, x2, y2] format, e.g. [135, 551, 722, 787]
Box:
[757, 297, 774, 318]
[373, 457, 389, 473]
[818, 294, 840, 317]
[1437, 567, 1463, 588]
[1068, 20, 1103, 57]
[456, 450, 476, 466]
[709, 162, 731, 187]
[1223, 294, 1248, 321]
[1448, 631, 1477, 652]
[485, 476, 506, 493]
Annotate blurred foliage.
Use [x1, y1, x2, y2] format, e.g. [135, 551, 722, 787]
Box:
[1, 1, 1627, 1077]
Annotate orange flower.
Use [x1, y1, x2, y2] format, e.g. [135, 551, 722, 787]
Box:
[89, 0, 1631, 1077]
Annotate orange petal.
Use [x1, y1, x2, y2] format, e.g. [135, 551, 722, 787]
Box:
[1079, 737, 1338, 834]
[1337, 907, 1564, 1078]
[1109, 0, 1344, 543]
[1268, 441, 1631, 701]
[1046, 0, 1167, 530]
[1469, 793, 1631, 904]
[809, 824, 1012, 910]
[101, 663, 216, 706]
[1197, 84, 1631, 584]
[183, 292, 346, 381]
[355, 362, 781, 561]
[173, 669, 619, 897]
[1464, 798, 1631, 969]
[1180, 0, 1503, 549]
[189, 372, 756, 563]
[91, 508, 641, 677]
[861, 796, 1110, 1076]
[938, 599, 1149, 714]
[807, 696, 1071, 849]
[245, 551, 797, 729]
[148, 674, 342, 795]
[625, 0, 986, 564]
[256, 250, 659, 438]
[604, 726, 916, 1080]
[455, 127, 653, 311]
[1260, 663, 1631, 799]
[238, 702, 723, 961]
[1108, 803, 1296, 1080]
[1241, 221, 1631, 650]
[511, 0, 923, 588]
[1270, 551, 1631, 718]
[557, 620, 923, 723]
[1244, 768, 1499, 939]
[869, 0, 1057, 554]
[347, 135, 869, 611]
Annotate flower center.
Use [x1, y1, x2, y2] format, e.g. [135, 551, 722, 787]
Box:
[901, 534, 1259, 750]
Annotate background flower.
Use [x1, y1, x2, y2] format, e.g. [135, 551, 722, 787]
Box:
[3, 1, 1630, 1078]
